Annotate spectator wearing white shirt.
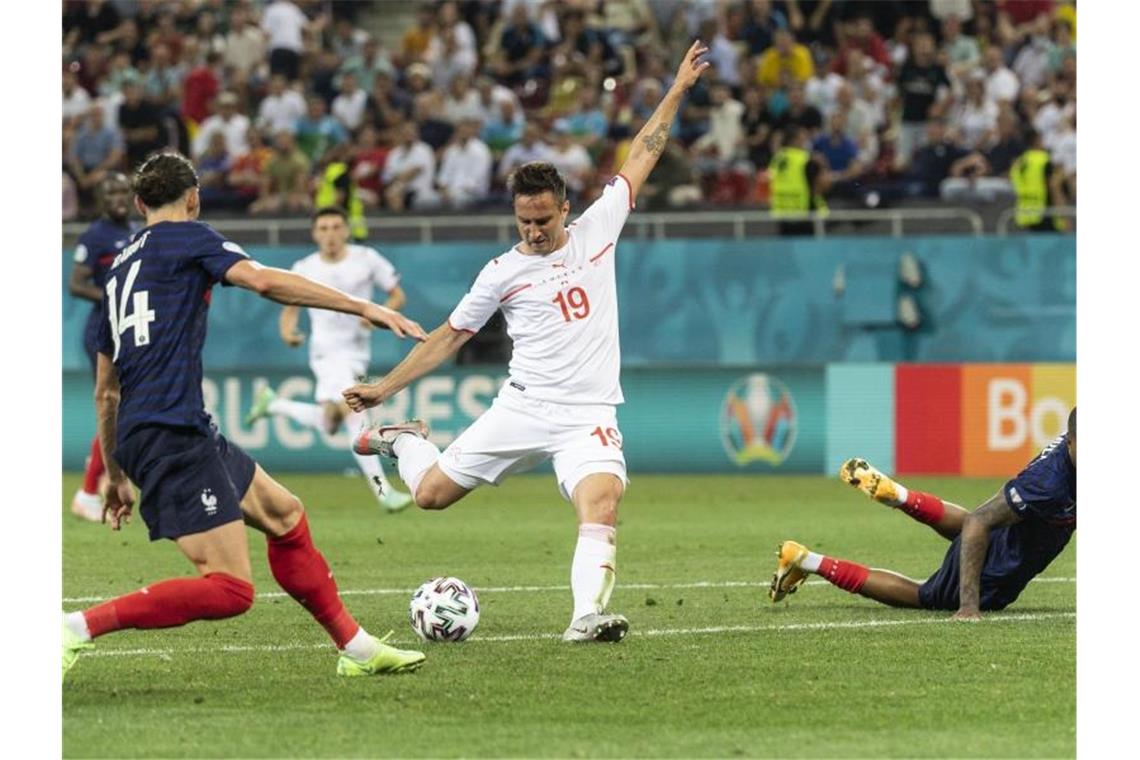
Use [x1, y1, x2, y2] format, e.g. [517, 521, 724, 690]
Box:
[257, 74, 306, 135]
[547, 124, 594, 197]
[193, 91, 252, 158]
[383, 121, 438, 211]
[845, 50, 892, 130]
[691, 83, 746, 170]
[951, 74, 998, 150]
[1033, 78, 1075, 151]
[1013, 16, 1057, 91]
[983, 46, 1020, 105]
[261, 0, 313, 81]
[436, 118, 493, 208]
[443, 74, 484, 125]
[834, 84, 879, 166]
[475, 76, 524, 126]
[498, 123, 555, 184]
[331, 72, 369, 132]
[424, 2, 478, 84]
[63, 68, 92, 128]
[223, 7, 266, 81]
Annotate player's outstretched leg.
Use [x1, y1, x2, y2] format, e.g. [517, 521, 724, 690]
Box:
[839, 458, 969, 541]
[238, 465, 425, 676]
[70, 435, 106, 522]
[345, 410, 412, 513]
[247, 388, 413, 513]
[563, 474, 628, 643]
[354, 420, 470, 510]
[63, 521, 256, 680]
[769, 540, 923, 608]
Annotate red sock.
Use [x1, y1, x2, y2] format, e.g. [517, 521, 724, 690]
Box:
[83, 573, 254, 638]
[900, 490, 945, 526]
[82, 436, 105, 495]
[266, 514, 360, 648]
[818, 557, 871, 594]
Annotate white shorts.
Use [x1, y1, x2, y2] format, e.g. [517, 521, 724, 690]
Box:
[310, 354, 368, 404]
[437, 386, 628, 502]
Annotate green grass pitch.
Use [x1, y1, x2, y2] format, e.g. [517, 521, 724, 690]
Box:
[62, 472, 1075, 758]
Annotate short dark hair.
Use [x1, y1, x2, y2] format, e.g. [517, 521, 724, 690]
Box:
[1068, 406, 1076, 439]
[507, 161, 566, 203]
[312, 205, 348, 224]
[133, 152, 198, 208]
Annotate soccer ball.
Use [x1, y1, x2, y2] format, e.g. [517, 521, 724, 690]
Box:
[408, 577, 480, 642]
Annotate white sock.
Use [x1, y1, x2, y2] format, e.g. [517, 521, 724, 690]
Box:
[570, 523, 617, 623]
[891, 484, 909, 507]
[268, 398, 325, 429]
[341, 626, 378, 660]
[802, 552, 824, 573]
[65, 611, 92, 642]
[392, 434, 441, 499]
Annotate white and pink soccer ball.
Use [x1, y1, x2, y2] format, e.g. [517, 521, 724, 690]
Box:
[408, 577, 480, 642]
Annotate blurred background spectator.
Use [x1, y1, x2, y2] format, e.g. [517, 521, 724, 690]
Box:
[60, 0, 1076, 220]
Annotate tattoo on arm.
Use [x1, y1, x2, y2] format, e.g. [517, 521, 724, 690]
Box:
[641, 123, 671, 155]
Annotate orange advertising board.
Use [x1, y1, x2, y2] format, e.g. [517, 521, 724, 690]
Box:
[958, 364, 1075, 476]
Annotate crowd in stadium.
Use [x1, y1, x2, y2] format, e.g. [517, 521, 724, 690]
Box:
[62, 0, 1077, 219]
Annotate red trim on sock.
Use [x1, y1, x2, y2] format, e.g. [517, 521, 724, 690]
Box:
[267, 515, 361, 648]
[818, 557, 871, 594]
[82, 573, 254, 638]
[902, 491, 946, 525]
[82, 435, 105, 495]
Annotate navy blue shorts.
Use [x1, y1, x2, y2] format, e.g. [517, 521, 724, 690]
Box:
[918, 536, 1028, 612]
[114, 424, 256, 542]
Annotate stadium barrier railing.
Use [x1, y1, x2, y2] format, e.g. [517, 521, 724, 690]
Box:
[63, 207, 987, 245]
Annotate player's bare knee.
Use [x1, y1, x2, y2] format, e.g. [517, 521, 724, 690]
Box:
[413, 483, 451, 510]
[258, 493, 305, 536]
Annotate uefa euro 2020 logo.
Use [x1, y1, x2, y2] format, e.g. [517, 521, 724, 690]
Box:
[719, 374, 797, 466]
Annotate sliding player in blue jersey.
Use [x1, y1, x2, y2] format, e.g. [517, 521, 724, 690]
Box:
[63, 153, 429, 680]
[771, 407, 1075, 620]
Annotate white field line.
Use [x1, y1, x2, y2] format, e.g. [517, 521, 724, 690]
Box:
[62, 576, 1076, 605]
[85, 611, 1076, 659]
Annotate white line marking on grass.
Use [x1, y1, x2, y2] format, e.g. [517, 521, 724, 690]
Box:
[62, 577, 1076, 605]
[85, 612, 1075, 659]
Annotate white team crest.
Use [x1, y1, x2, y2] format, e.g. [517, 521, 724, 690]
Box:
[201, 488, 219, 515]
[1008, 487, 1023, 505]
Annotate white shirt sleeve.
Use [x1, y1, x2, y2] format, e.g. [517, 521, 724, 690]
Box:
[572, 173, 635, 241]
[447, 261, 501, 333]
[369, 249, 400, 292]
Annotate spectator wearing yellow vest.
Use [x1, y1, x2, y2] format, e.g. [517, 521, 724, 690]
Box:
[768, 125, 829, 236]
[314, 143, 368, 241]
[1010, 128, 1069, 232]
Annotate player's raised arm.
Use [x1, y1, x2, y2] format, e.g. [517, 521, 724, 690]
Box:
[954, 493, 1022, 620]
[343, 322, 473, 411]
[618, 40, 710, 202]
[224, 260, 427, 341]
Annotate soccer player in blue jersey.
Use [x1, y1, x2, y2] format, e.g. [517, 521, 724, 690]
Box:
[67, 173, 136, 521]
[62, 153, 430, 679]
[770, 407, 1076, 620]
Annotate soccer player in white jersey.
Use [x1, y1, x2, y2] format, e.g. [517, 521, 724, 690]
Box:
[246, 206, 414, 511]
[345, 43, 711, 642]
